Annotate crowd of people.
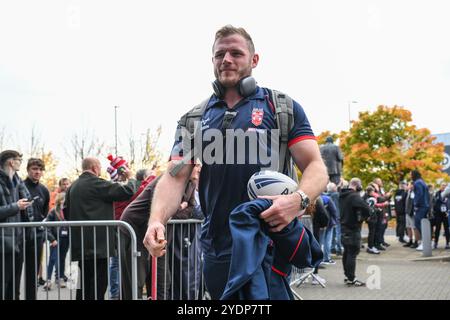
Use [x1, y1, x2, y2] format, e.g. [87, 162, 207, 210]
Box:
[1, 151, 448, 300]
[307, 171, 450, 288]
[0, 149, 205, 300]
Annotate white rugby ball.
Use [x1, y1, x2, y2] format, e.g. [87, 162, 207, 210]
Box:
[247, 170, 298, 200]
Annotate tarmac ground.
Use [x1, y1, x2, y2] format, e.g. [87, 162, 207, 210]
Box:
[291, 232, 450, 300]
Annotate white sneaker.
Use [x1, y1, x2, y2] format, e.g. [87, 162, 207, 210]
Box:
[367, 247, 380, 254]
[416, 243, 423, 251]
[42, 280, 52, 291]
[312, 274, 327, 285]
[57, 279, 66, 288]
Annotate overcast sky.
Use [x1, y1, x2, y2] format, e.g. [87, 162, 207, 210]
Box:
[1, 0, 449, 174]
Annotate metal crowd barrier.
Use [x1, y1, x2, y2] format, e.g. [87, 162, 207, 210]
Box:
[289, 214, 326, 300]
[150, 219, 206, 300]
[0, 221, 139, 300]
[151, 216, 319, 301]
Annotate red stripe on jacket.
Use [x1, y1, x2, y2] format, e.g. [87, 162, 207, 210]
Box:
[288, 135, 317, 148]
[289, 227, 305, 262]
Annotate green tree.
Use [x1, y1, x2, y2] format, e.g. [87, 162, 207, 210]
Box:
[40, 151, 59, 191]
[337, 105, 447, 188]
[140, 126, 165, 174]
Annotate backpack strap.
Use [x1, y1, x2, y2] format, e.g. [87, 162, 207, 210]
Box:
[169, 97, 211, 177]
[269, 89, 297, 183]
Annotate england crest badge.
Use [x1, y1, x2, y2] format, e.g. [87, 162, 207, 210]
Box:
[251, 108, 264, 126]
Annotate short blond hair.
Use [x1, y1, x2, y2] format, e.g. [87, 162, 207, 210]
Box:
[213, 25, 255, 54]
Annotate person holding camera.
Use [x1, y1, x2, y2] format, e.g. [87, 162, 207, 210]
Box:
[339, 178, 371, 287]
[0, 150, 34, 300]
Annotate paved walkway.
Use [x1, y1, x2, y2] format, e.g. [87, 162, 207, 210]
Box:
[31, 228, 450, 300]
[292, 233, 450, 300]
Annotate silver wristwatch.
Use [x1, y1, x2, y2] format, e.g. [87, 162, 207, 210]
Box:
[295, 190, 310, 210]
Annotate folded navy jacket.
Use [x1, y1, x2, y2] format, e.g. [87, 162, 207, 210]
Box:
[220, 199, 323, 300]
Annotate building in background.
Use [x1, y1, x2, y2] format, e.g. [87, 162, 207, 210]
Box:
[433, 133, 450, 177]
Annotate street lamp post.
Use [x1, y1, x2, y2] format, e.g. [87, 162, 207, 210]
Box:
[348, 100, 358, 130]
[114, 105, 119, 155]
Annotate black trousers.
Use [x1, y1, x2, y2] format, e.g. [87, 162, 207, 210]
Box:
[119, 232, 169, 300]
[0, 250, 23, 300]
[312, 224, 321, 274]
[375, 213, 387, 246]
[396, 215, 406, 239]
[24, 230, 44, 300]
[367, 220, 377, 248]
[76, 258, 108, 300]
[342, 244, 360, 282]
[434, 212, 450, 244]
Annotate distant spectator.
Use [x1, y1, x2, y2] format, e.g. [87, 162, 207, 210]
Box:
[310, 197, 328, 285]
[394, 181, 408, 243]
[433, 183, 449, 249]
[65, 157, 135, 300]
[410, 170, 430, 251]
[319, 193, 338, 265]
[42, 192, 70, 290]
[0, 150, 33, 300]
[339, 178, 371, 287]
[369, 178, 392, 250]
[24, 157, 50, 299]
[49, 178, 71, 209]
[428, 184, 436, 242]
[327, 182, 343, 256]
[403, 181, 417, 248]
[108, 167, 140, 300]
[363, 186, 382, 254]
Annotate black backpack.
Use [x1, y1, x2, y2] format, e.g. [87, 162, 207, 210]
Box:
[169, 89, 297, 182]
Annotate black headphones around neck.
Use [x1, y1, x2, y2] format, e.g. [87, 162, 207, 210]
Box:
[212, 76, 257, 99]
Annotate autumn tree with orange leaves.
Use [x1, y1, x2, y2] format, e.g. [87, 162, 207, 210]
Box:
[319, 106, 447, 189]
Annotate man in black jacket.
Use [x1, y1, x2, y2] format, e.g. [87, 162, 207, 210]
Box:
[0, 150, 33, 300]
[433, 182, 449, 249]
[394, 181, 408, 243]
[339, 177, 371, 287]
[65, 157, 135, 300]
[23, 157, 50, 299]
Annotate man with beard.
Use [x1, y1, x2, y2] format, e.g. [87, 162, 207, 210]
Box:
[143, 25, 328, 299]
